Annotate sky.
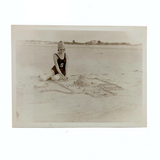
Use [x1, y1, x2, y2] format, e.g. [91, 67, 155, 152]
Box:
[13, 28, 145, 44]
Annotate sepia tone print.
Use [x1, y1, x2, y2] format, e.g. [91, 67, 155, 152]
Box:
[12, 26, 147, 127]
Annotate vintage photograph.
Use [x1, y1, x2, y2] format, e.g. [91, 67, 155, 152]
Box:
[12, 25, 147, 127]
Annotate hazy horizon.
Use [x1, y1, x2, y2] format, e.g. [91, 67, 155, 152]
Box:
[13, 29, 144, 44]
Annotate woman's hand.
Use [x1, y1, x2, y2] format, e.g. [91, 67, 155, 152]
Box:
[60, 75, 68, 80]
[63, 76, 68, 80]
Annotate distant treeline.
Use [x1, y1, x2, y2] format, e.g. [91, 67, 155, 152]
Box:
[64, 40, 131, 45]
[21, 40, 141, 46]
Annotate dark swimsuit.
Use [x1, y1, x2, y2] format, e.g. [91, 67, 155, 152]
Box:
[51, 53, 66, 76]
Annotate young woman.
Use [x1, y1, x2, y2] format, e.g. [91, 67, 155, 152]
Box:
[39, 41, 68, 81]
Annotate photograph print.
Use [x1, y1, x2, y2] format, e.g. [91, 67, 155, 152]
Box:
[12, 25, 147, 127]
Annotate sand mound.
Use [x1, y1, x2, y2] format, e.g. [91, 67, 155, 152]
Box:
[34, 74, 122, 98]
[74, 75, 89, 87]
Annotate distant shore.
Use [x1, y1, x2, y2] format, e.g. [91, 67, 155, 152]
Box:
[17, 40, 142, 46]
[16, 40, 143, 49]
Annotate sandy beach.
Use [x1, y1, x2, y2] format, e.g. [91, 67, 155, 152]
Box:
[13, 43, 146, 127]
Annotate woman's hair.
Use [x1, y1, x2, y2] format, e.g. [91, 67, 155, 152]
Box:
[58, 41, 65, 51]
[57, 41, 65, 51]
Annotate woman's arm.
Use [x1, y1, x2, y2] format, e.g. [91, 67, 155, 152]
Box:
[53, 54, 65, 78]
[65, 54, 68, 78]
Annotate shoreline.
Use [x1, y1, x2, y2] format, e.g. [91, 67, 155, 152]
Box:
[16, 42, 143, 49]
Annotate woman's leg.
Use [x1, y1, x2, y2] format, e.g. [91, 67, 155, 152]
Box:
[40, 70, 55, 81]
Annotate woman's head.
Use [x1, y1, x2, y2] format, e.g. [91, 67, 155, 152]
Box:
[58, 41, 65, 53]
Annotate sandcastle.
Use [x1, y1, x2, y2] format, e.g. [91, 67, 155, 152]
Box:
[73, 75, 89, 87]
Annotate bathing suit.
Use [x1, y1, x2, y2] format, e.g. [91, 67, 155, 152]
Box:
[51, 53, 66, 76]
